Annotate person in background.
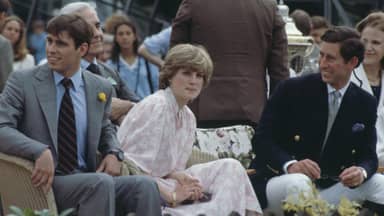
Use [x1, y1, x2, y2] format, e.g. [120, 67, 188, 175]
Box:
[107, 16, 159, 100]
[310, 15, 331, 45]
[28, 19, 47, 64]
[0, 0, 13, 92]
[98, 33, 113, 62]
[351, 12, 384, 166]
[103, 13, 130, 35]
[171, 0, 289, 130]
[138, 26, 171, 68]
[290, 9, 312, 36]
[1, 16, 35, 71]
[60, 2, 139, 124]
[289, 9, 314, 77]
[118, 44, 262, 216]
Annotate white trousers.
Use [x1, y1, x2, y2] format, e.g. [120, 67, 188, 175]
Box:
[265, 173, 384, 216]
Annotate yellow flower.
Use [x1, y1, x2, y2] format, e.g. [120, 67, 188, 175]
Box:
[98, 92, 106, 102]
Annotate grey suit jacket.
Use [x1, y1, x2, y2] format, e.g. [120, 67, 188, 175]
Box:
[0, 35, 13, 92]
[0, 64, 119, 171]
[97, 61, 139, 102]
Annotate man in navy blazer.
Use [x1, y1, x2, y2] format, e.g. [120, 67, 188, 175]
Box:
[249, 26, 384, 215]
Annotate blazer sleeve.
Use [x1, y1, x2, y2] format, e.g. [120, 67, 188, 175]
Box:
[0, 71, 48, 161]
[170, 0, 192, 47]
[254, 80, 295, 172]
[357, 95, 379, 180]
[0, 37, 14, 92]
[376, 108, 384, 166]
[267, 1, 289, 94]
[97, 81, 121, 155]
[100, 62, 140, 102]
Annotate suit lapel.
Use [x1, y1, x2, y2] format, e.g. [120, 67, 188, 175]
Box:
[312, 76, 329, 151]
[330, 84, 355, 135]
[83, 71, 102, 162]
[33, 65, 58, 151]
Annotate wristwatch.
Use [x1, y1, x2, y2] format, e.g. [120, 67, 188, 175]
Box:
[108, 149, 125, 162]
[358, 167, 367, 180]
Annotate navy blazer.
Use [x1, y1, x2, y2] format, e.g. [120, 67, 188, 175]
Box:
[249, 73, 378, 208]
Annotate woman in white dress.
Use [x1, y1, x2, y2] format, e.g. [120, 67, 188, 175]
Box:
[351, 12, 384, 166]
[1, 16, 35, 71]
[117, 44, 262, 216]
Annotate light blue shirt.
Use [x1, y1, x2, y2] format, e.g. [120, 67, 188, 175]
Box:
[28, 32, 47, 64]
[54, 70, 88, 169]
[143, 26, 171, 56]
[80, 58, 97, 71]
[107, 56, 159, 100]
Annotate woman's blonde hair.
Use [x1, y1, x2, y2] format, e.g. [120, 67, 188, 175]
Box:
[1, 16, 29, 61]
[159, 44, 213, 89]
[356, 11, 384, 68]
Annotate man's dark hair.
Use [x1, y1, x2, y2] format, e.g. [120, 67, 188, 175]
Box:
[290, 9, 312, 36]
[321, 26, 364, 67]
[0, 0, 10, 13]
[311, 16, 330, 30]
[46, 14, 93, 49]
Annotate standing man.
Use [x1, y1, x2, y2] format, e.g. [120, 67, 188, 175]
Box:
[0, 14, 161, 215]
[138, 26, 172, 68]
[0, 0, 13, 92]
[60, 2, 139, 124]
[171, 0, 289, 129]
[250, 26, 384, 214]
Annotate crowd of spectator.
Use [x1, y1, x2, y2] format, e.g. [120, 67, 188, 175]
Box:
[0, 0, 384, 215]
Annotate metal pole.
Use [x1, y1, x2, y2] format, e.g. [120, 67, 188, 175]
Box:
[25, 0, 38, 32]
[147, 0, 160, 34]
[332, 0, 352, 26]
[323, 0, 332, 24]
[124, 0, 134, 14]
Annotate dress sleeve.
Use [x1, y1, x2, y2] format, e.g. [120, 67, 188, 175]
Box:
[117, 94, 167, 174]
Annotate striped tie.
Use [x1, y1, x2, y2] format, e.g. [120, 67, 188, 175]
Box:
[57, 78, 78, 174]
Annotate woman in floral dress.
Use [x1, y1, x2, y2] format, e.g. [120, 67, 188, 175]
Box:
[117, 44, 262, 216]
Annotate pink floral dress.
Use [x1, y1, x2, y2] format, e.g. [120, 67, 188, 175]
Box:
[117, 88, 262, 215]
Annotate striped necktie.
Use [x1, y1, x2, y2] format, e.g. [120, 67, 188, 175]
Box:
[57, 78, 78, 174]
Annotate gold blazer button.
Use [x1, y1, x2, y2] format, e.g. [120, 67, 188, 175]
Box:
[294, 135, 300, 142]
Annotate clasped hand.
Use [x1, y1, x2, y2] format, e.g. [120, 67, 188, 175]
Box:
[171, 172, 204, 202]
[287, 159, 364, 187]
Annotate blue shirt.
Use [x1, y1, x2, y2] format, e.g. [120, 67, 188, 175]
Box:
[54, 70, 88, 169]
[143, 26, 171, 57]
[28, 32, 47, 64]
[107, 56, 159, 100]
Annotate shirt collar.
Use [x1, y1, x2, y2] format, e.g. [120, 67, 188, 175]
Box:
[80, 58, 98, 70]
[326, 80, 350, 97]
[53, 69, 83, 91]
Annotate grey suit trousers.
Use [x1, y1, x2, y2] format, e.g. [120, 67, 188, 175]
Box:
[53, 173, 161, 216]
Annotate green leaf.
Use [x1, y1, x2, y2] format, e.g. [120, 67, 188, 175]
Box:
[9, 206, 25, 216]
[23, 208, 35, 216]
[59, 208, 75, 216]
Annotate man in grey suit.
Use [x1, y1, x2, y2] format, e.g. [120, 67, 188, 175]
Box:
[60, 2, 139, 124]
[0, 14, 161, 215]
[0, 0, 13, 92]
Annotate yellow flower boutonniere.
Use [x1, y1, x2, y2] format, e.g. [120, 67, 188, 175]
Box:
[98, 92, 106, 102]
